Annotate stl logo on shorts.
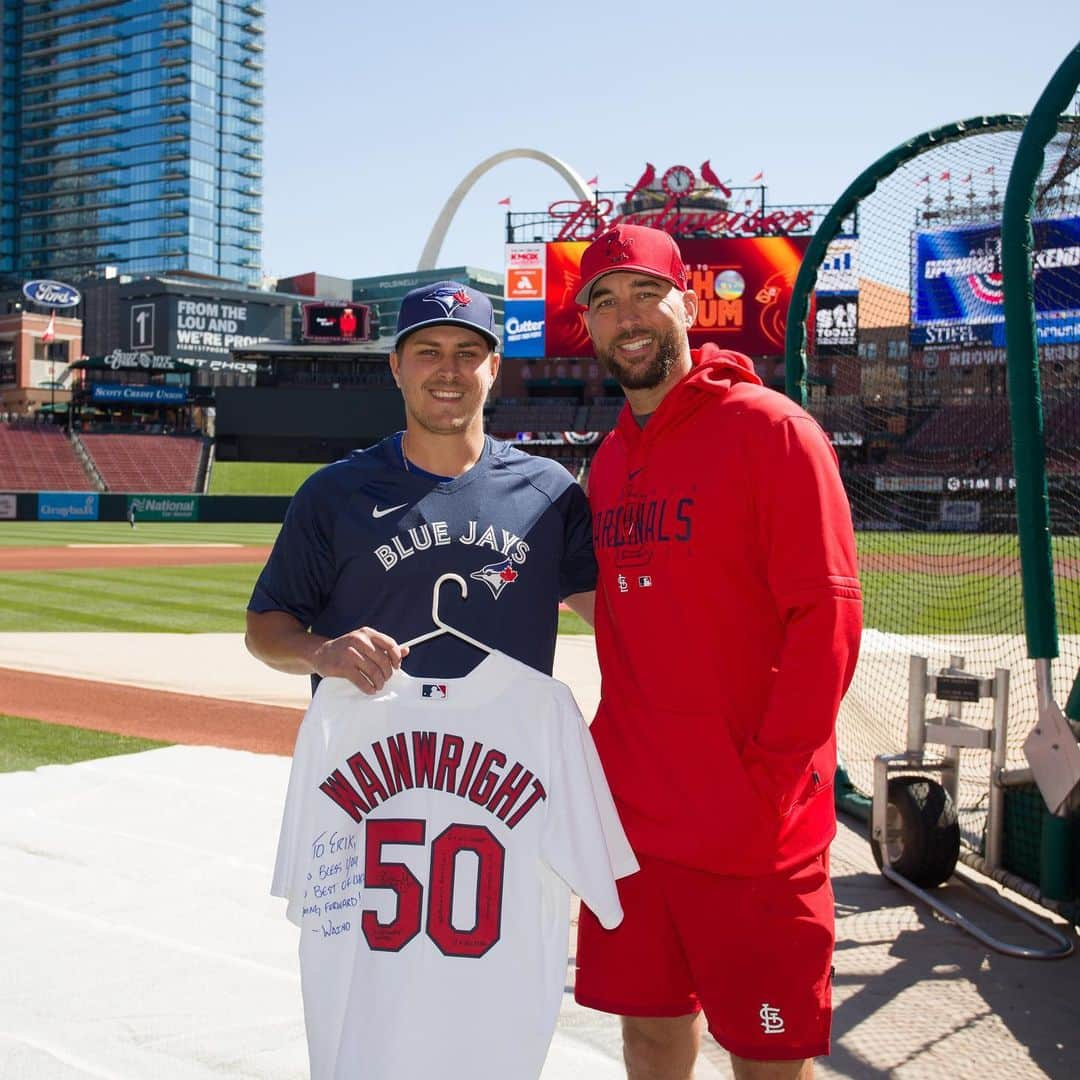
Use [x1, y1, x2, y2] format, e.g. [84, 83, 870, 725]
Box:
[759, 1003, 785, 1034]
[470, 559, 520, 599]
[422, 684, 447, 699]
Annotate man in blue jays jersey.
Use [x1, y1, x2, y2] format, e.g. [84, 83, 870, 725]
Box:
[246, 281, 596, 690]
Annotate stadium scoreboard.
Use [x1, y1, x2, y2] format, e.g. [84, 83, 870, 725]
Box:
[301, 302, 373, 343]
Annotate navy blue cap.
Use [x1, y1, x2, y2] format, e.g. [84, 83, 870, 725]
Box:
[394, 281, 499, 351]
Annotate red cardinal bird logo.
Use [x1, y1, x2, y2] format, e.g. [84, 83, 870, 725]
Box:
[699, 160, 732, 198]
[625, 162, 656, 202]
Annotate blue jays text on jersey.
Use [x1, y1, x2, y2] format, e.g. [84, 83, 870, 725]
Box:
[373, 519, 530, 573]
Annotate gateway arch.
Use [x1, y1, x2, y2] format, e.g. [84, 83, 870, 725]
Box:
[417, 149, 591, 270]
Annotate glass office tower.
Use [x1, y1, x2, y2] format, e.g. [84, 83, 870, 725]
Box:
[3, 0, 264, 285]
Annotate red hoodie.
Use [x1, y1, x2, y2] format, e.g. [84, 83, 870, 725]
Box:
[588, 344, 862, 876]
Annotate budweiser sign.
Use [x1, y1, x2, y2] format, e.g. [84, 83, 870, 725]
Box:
[548, 198, 816, 242]
[537, 161, 817, 241]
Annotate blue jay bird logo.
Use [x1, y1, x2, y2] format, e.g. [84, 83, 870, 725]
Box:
[470, 559, 520, 599]
[424, 286, 472, 317]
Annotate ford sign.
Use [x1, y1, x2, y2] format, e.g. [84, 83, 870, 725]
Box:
[22, 279, 81, 308]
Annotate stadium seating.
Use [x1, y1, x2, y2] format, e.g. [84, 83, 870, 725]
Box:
[79, 433, 205, 493]
[904, 401, 1012, 454]
[1045, 397, 1080, 450]
[486, 401, 583, 433]
[0, 422, 92, 490]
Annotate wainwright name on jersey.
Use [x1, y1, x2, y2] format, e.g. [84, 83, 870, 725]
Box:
[272, 651, 638, 1080]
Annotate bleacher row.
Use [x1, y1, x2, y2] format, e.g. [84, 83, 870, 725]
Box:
[0, 424, 204, 493]
[807, 398, 1080, 454]
[2, 397, 1076, 493]
[485, 398, 625, 435]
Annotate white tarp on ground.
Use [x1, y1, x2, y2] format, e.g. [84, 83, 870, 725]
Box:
[0, 745, 648, 1079]
[3, 635, 1079, 1078]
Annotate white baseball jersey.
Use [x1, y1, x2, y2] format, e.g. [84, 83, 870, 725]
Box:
[272, 650, 638, 1080]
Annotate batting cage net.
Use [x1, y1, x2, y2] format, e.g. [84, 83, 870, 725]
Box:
[800, 108, 1080, 857]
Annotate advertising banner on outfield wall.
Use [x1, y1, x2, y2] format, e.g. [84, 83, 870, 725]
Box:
[817, 237, 859, 293]
[543, 237, 810, 358]
[0, 493, 16, 520]
[38, 492, 99, 520]
[126, 495, 199, 522]
[90, 384, 189, 405]
[503, 300, 546, 358]
[505, 244, 546, 299]
[814, 293, 858, 355]
[912, 216, 1080, 343]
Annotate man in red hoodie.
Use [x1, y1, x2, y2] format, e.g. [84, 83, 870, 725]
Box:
[573, 224, 862, 1080]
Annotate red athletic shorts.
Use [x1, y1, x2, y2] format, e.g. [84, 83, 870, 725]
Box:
[575, 851, 834, 1061]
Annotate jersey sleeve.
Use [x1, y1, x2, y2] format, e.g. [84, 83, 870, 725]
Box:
[271, 714, 315, 927]
[248, 472, 337, 626]
[558, 481, 598, 600]
[539, 685, 638, 928]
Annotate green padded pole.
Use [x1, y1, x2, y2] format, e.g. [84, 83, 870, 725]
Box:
[1001, 43, 1080, 660]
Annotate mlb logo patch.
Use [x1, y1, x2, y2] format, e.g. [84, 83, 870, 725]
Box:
[638, 575, 653, 588]
[422, 684, 447, 699]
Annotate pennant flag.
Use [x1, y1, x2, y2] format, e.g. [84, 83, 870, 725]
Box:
[985, 165, 996, 174]
[962, 173, 973, 183]
[940, 171, 951, 181]
[41, 310, 56, 344]
[585, 175, 598, 187]
[916, 174, 930, 185]
[497, 197, 511, 207]
[750, 170, 764, 182]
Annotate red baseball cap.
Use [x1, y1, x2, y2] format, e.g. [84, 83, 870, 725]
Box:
[574, 224, 689, 306]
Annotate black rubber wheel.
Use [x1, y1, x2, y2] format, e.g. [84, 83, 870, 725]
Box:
[870, 775, 960, 888]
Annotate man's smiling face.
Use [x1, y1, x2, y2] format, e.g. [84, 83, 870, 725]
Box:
[390, 324, 499, 436]
[584, 271, 696, 393]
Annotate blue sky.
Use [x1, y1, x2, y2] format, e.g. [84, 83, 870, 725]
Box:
[261, 1, 1077, 282]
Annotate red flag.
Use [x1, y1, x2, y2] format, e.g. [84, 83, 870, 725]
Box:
[940, 171, 951, 181]
[750, 170, 764, 182]
[41, 310, 56, 344]
[585, 175, 598, 187]
[497, 197, 511, 207]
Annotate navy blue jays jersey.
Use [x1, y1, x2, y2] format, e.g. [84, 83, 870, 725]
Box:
[248, 435, 596, 679]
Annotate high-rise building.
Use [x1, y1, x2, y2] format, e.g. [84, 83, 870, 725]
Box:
[1, 0, 264, 285]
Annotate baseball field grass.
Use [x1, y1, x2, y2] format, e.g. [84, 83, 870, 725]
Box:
[0, 714, 168, 773]
[208, 460, 322, 495]
[0, 521, 283, 546]
[3, 523, 1078, 635]
[0, 522, 594, 634]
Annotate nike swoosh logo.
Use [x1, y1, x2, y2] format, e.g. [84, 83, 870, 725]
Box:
[372, 503, 408, 519]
